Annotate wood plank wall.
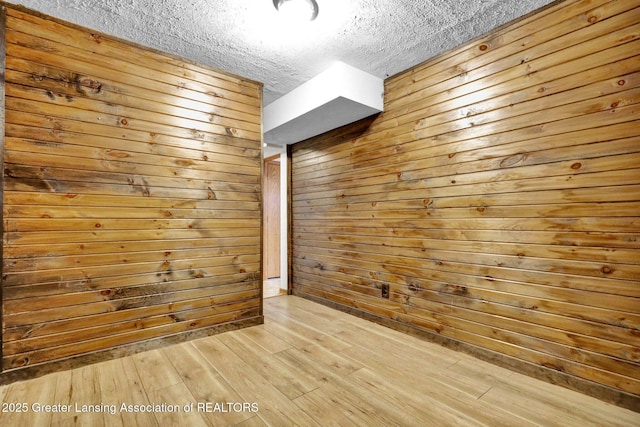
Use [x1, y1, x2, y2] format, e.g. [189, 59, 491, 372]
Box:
[1, 4, 263, 381]
[291, 0, 640, 409]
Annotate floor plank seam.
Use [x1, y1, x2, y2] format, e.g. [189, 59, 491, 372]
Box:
[476, 385, 493, 400]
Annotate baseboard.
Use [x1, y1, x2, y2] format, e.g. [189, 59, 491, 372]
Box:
[294, 290, 640, 413]
[0, 315, 264, 386]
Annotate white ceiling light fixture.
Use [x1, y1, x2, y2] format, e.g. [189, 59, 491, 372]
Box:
[273, 0, 319, 22]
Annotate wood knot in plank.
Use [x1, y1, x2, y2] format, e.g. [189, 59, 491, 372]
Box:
[542, 362, 564, 372]
[207, 187, 217, 200]
[450, 285, 469, 296]
[408, 283, 421, 292]
[190, 270, 205, 279]
[454, 65, 468, 79]
[191, 129, 205, 139]
[500, 152, 527, 168]
[601, 265, 613, 275]
[73, 74, 103, 95]
[12, 357, 30, 368]
[175, 159, 195, 167]
[107, 150, 130, 159]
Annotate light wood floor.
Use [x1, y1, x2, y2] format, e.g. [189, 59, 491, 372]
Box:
[0, 295, 638, 426]
[263, 278, 284, 299]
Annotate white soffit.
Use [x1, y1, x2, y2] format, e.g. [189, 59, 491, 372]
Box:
[263, 61, 383, 145]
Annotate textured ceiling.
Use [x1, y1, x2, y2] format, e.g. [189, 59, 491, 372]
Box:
[11, 0, 555, 106]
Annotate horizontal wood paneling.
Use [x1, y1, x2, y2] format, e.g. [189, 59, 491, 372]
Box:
[1, 3, 263, 375]
[291, 0, 640, 405]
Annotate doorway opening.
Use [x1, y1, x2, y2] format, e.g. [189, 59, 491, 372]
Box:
[263, 154, 285, 298]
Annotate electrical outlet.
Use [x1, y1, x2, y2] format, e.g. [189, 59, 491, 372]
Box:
[381, 283, 389, 299]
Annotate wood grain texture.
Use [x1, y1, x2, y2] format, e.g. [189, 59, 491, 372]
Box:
[1, 3, 263, 377]
[0, 296, 638, 425]
[291, 0, 640, 405]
